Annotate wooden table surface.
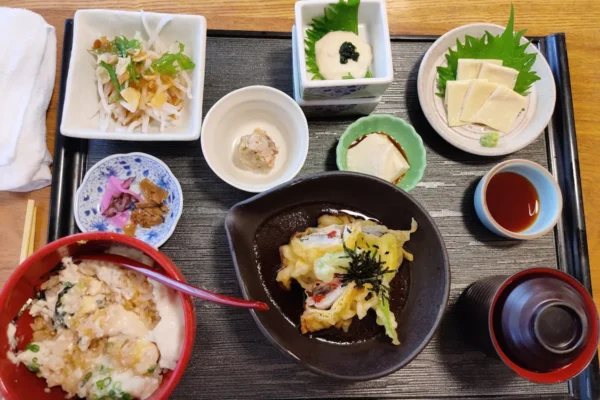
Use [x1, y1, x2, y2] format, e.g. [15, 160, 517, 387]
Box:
[1, 0, 599, 322]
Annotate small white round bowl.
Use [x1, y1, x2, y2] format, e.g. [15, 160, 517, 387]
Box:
[74, 152, 183, 248]
[474, 159, 563, 240]
[201, 86, 309, 193]
[417, 23, 556, 156]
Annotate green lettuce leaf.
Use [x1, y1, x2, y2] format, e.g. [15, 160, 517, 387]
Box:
[151, 43, 195, 76]
[305, 0, 360, 80]
[436, 5, 540, 97]
[375, 297, 400, 345]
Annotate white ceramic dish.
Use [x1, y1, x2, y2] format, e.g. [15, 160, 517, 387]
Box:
[74, 152, 183, 247]
[417, 23, 556, 156]
[201, 86, 309, 193]
[292, 28, 381, 117]
[474, 159, 562, 240]
[294, 0, 393, 100]
[61, 9, 207, 141]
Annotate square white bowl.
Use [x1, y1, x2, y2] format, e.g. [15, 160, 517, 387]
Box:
[61, 9, 207, 141]
[292, 27, 380, 117]
[294, 0, 393, 100]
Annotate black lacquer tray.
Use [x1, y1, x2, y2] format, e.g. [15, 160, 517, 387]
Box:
[48, 20, 598, 399]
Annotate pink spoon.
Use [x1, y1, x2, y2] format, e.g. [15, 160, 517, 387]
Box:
[76, 253, 269, 311]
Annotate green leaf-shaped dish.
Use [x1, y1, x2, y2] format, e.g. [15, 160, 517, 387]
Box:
[336, 115, 426, 192]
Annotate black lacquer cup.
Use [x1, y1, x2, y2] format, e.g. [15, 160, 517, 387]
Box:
[459, 268, 599, 383]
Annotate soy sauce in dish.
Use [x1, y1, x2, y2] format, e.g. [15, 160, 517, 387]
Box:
[486, 172, 540, 232]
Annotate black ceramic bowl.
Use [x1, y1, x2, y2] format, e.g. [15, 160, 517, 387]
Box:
[225, 172, 450, 380]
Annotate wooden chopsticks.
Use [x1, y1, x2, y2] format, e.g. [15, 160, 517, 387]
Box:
[19, 199, 37, 263]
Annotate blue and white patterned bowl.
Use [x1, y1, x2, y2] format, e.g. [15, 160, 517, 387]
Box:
[74, 152, 183, 248]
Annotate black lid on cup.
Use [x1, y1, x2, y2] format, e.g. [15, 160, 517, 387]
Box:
[496, 274, 588, 372]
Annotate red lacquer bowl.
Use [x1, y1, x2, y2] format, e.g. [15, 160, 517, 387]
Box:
[0, 232, 196, 400]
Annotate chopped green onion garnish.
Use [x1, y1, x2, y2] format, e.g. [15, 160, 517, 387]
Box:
[26, 343, 40, 353]
[26, 364, 40, 373]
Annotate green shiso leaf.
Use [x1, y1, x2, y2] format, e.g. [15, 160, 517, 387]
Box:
[436, 4, 540, 97]
[304, 0, 361, 80]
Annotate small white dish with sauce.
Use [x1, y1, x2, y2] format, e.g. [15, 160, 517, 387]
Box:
[201, 86, 309, 193]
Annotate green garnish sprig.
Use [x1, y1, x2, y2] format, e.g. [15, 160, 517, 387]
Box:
[436, 5, 541, 97]
[339, 243, 391, 301]
[99, 61, 122, 102]
[151, 43, 195, 76]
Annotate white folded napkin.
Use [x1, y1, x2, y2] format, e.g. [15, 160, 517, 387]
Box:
[0, 8, 55, 192]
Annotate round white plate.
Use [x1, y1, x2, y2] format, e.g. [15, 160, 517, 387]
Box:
[417, 23, 556, 156]
[74, 152, 183, 248]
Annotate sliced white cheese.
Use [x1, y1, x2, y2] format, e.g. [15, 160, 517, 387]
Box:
[445, 80, 472, 127]
[472, 85, 528, 132]
[346, 133, 410, 183]
[460, 79, 499, 122]
[456, 59, 503, 80]
[478, 63, 519, 89]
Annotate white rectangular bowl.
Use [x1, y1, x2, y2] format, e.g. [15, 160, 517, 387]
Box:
[292, 27, 380, 117]
[61, 9, 206, 141]
[294, 0, 393, 100]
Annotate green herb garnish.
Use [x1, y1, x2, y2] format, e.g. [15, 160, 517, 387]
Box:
[81, 371, 93, 387]
[147, 365, 157, 374]
[111, 36, 141, 83]
[127, 63, 140, 83]
[480, 132, 499, 148]
[342, 73, 354, 79]
[54, 284, 75, 329]
[26, 363, 40, 373]
[151, 43, 195, 76]
[26, 343, 40, 353]
[305, 0, 374, 80]
[376, 296, 400, 345]
[99, 61, 122, 99]
[436, 5, 540, 97]
[111, 36, 140, 58]
[96, 376, 112, 390]
[339, 243, 391, 300]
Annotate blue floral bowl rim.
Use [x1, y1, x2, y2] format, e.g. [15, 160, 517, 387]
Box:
[74, 152, 184, 248]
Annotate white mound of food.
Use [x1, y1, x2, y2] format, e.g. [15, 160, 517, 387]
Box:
[315, 31, 373, 80]
[237, 128, 279, 173]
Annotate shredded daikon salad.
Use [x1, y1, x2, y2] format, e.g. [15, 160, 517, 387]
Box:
[92, 14, 195, 133]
